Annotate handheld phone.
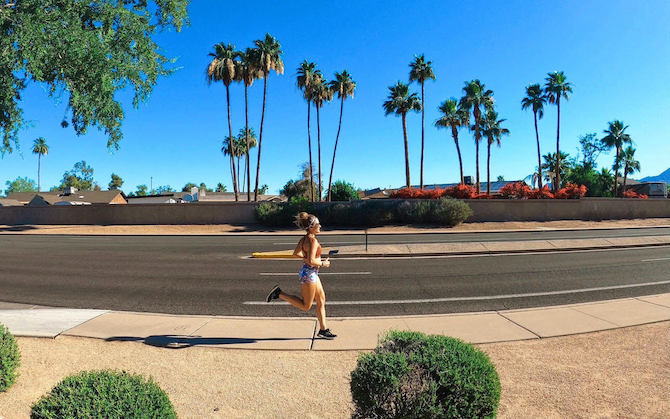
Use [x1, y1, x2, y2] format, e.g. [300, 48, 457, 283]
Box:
[328, 249, 339, 257]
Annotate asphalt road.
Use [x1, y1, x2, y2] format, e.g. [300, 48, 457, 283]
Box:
[1, 230, 669, 317]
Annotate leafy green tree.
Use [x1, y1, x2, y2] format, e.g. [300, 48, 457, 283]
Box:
[182, 183, 198, 192]
[383, 82, 422, 188]
[235, 48, 262, 201]
[460, 80, 494, 193]
[409, 54, 436, 189]
[327, 70, 356, 201]
[327, 180, 360, 201]
[435, 98, 468, 185]
[108, 173, 124, 190]
[31, 137, 49, 192]
[280, 163, 315, 200]
[577, 133, 606, 170]
[598, 168, 615, 197]
[297, 60, 319, 201]
[215, 183, 228, 192]
[5, 176, 36, 195]
[0, 1, 189, 153]
[621, 145, 640, 193]
[198, 183, 213, 193]
[309, 73, 333, 201]
[521, 84, 547, 190]
[258, 184, 269, 195]
[497, 176, 505, 182]
[544, 71, 573, 192]
[481, 108, 509, 195]
[134, 184, 149, 197]
[252, 33, 284, 201]
[601, 120, 632, 197]
[154, 185, 175, 194]
[207, 42, 239, 201]
[566, 164, 600, 196]
[58, 160, 95, 191]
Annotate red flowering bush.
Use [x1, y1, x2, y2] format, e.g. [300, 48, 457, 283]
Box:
[623, 190, 648, 199]
[442, 184, 477, 199]
[555, 183, 587, 199]
[499, 182, 531, 199]
[390, 188, 446, 199]
[527, 186, 555, 199]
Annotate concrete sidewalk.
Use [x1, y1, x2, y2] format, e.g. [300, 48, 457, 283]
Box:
[1, 294, 668, 350]
[252, 234, 670, 258]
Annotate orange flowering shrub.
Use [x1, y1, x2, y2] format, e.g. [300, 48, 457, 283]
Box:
[527, 186, 555, 199]
[555, 183, 587, 199]
[390, 188, 446, 199]
[623, 190, 648, 199]
[499, 182, 531, 199]
[442, 184, 477, 199]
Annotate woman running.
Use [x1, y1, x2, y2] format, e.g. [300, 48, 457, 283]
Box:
[266, 212, 336, 339]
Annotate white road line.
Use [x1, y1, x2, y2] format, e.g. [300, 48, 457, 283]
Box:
[243, 279, 670, 305]
[642, 257, 670, 262]
[259, 272, 372, 276]
[272, 241, 362, 245]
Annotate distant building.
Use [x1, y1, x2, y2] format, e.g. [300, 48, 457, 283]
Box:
[5, 192, 39, 205]
[0, 198, 22, 206]
[27, 189, 127, 206]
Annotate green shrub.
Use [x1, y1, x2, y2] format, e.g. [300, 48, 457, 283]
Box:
[327, 180, 361, 201]
[31, 370, 176, 419]
[351, 330, 501, 419]
[425, 197, 473, 226]
[255, 196, 314, 226]
[0, 323, 20, 392]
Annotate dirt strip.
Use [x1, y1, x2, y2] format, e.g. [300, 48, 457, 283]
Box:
[0, 322, 667, 418]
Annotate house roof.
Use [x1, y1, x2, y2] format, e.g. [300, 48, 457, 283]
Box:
[0, 198, 22, 206]
[5, 192, 39, 204]
[28, 190, 127, 206]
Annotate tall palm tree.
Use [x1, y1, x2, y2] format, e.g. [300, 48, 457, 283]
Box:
[435, 99, 468, 185]
[309, 73, 333, 201]
[409, 54, 436, 189]
[327, 70, 356, 201]
[521, 84, 547, 191]
[207, 42, 239, 201]
[236, 128, 257, 193]
[252, 33, 284, 201]
[544, 71, 573, 192]
[383, 82, 422, 188]
[297, 61, 319, 202]
[481, 109, 510, 195]
[459, 80, 493, 193]
[221, 135, 240, 191]
[621, 145, 640, 194]
[32, 137, 48, 192]
[235, 48, 262, 201]
[601, 120, 632, 197]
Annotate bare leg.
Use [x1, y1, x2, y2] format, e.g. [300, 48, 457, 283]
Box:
[279, 282, 316, 311]
[314, 279, 327, 330]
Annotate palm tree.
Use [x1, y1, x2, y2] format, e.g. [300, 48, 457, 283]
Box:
[544, 71, 573, 192]
[459, 80, 493, 193]
[235, 48, 262, 201]
[236, 128, 257, 194]
[601, 120, 632, 197]
[481, 109, 510, 195]
[598, 168, 614, 197]
[521, 84, 547, 191]
[297, 61, 319, 202]
[621, 145, 640, 194]
[252, 33, 284, 201]
[327, 70, 356, 201]
[383, 82, 422, 188]
[207, 42, 239, 201]
[221, 135, 240, 191]
[435, 99, 468, 185]
[309, 73, 333, 201]
[32, 137, 49, 192]
[409, 54, 436, 189]
[541, 151, 572, 186]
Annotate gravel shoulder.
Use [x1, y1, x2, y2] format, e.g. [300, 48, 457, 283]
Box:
[1, 322, 668, 418]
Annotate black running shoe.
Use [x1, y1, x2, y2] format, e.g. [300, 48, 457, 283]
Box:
[317, 328, 337, 339]
[265, 284, 281, 302]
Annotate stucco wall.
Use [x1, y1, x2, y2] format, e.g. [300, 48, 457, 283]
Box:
[0, 198, 668, 225]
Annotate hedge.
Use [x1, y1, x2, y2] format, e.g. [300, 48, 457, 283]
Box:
[0, 323, 20, 392]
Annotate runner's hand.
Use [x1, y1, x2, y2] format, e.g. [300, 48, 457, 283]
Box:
[322, 258, 330, 268]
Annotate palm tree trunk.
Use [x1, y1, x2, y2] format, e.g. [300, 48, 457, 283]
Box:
[420, 81, 425, 190]
[474, 109, 481, 194]
[237, 155, 241, 193]
[451, 127, 464, 185]
[316, 103, 322, 202]
[226, 84, 238, 201]
[555, 99, 561, 193]
[623, 164, 628, 195]
[245, 83, 251, 201]
[254, 74, 268, 201]
[37, 155, 41, 192]
[328, 97, 345, 201]
[307, 100, 314, 202]
[613, 147, 620, 197]
[534, 111, 543, 191]
[486, 139, 492, 196]
[402, 113, 411, 188]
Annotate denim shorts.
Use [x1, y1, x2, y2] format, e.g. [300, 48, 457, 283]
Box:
[299, 264, 320, 284]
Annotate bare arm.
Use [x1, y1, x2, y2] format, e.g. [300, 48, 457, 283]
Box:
[293, 236, 305, 258]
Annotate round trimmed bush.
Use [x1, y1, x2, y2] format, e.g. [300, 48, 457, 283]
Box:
[0, 323, 20, 392]
[351, 330, 500, 418]
[30, 370, 176, 418]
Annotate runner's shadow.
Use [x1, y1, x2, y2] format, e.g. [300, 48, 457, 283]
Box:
[106, 334, 311, 349]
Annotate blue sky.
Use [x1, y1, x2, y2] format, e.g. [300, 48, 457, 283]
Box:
[2, 0, 670, 195]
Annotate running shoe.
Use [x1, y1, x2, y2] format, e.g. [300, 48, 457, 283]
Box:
[317, 328, 337, 339]
[266, 284, 281, 302]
